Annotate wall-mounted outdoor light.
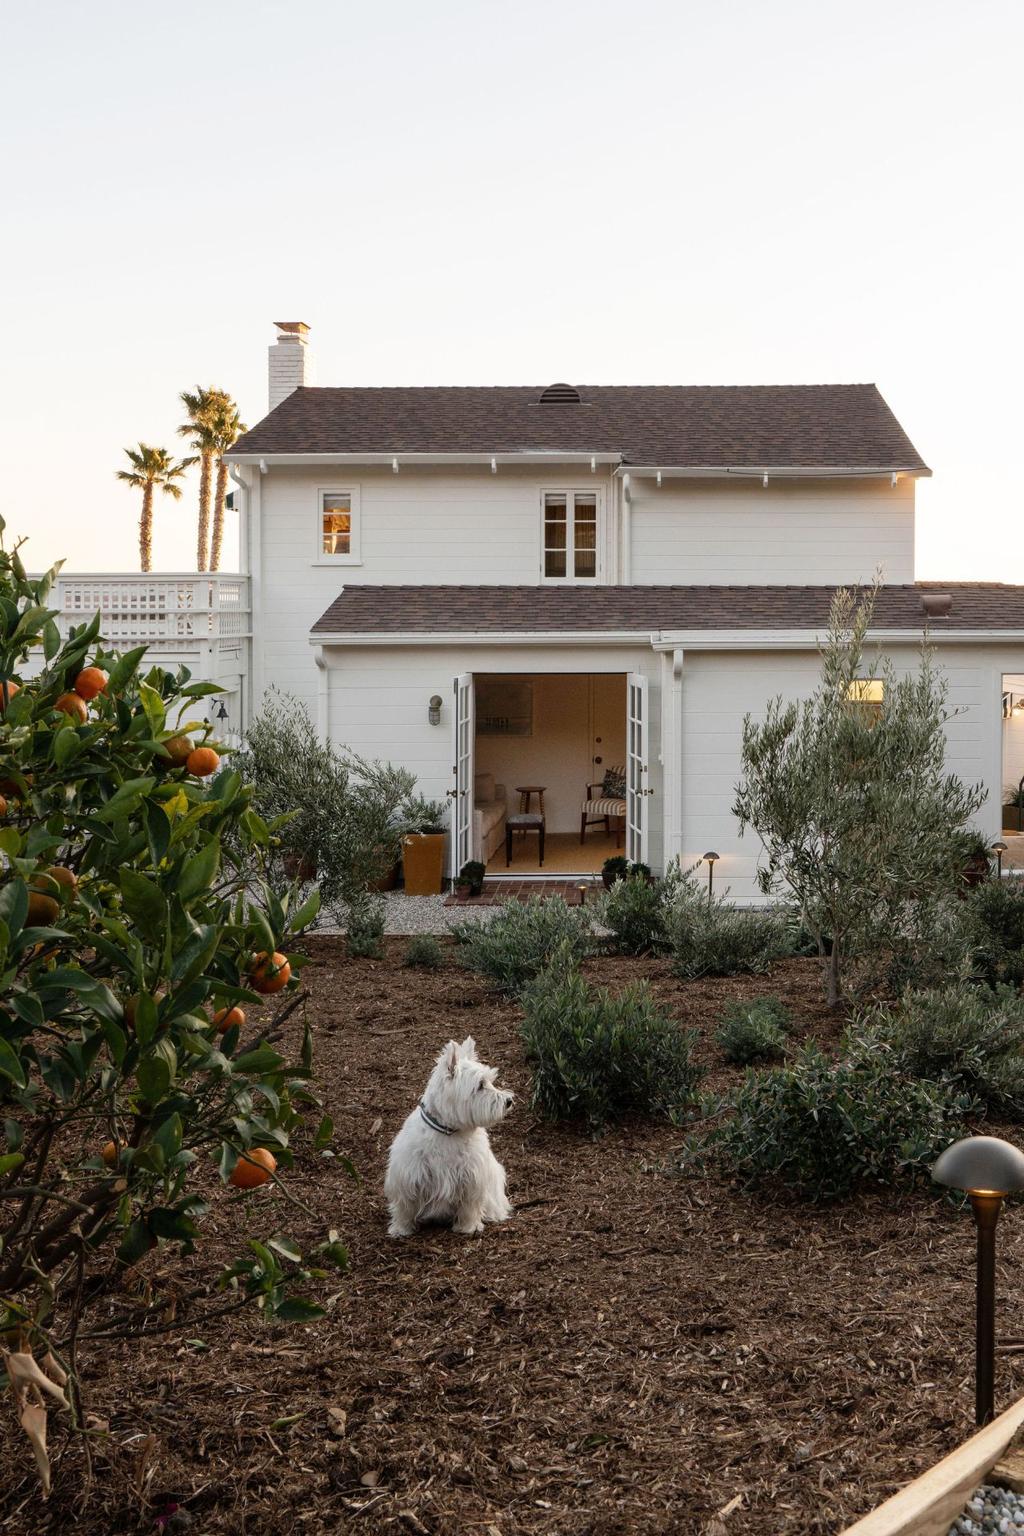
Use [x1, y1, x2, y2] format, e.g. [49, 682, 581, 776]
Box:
[428, 695, 443, 726]
[992, 840, 1008, 879]
[703, 851, 719, 904]
[933, 1135, 1024, 1425]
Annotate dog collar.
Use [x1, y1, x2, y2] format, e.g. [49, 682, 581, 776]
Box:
[419, 1101, 457, 1136]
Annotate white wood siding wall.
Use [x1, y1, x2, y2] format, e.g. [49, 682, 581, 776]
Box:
[673, 642, 1016, 902]
[629, 476, 915, 585]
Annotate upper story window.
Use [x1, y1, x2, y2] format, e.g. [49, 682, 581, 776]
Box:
[542, 491, 600, 582]
[317, 488, 362, 564]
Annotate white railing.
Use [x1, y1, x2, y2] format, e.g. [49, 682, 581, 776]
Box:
[54, 574, 250, 648]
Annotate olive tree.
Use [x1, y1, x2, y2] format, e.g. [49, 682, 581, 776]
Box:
[733, 583, 985, 1007]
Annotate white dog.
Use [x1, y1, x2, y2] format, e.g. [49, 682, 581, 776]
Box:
[385, 1036, 513, 1238]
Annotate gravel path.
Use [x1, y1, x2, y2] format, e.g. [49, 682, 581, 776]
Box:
[319, 890, 500, 935]
[950, 1485, 1024, 1534]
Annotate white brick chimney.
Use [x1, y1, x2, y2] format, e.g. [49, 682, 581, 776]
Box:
[268, 321, 314, 411]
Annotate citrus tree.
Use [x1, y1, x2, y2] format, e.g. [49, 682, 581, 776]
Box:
[0, 526, 340, 1491]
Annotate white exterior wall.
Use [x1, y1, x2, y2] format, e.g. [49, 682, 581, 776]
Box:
[629, 476, 915, 586]
[671, 641, 1019, 901]
[320, 642, 662, 869]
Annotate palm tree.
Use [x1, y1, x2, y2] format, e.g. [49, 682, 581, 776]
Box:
[208, 396, 246, 572]
[178, 387, 230, 572]
[115, 445, 192, 571]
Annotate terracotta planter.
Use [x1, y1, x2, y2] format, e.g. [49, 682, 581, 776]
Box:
[962, 854, 991, 889]
[402, 833, 446, 896]
[283, 851, 318, 882]
[368, 861, 400, 893]
[454, 883, 472, 902]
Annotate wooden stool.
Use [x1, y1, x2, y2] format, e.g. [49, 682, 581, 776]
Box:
[505, 813, 545, 867]
[515, 784, 546, 815]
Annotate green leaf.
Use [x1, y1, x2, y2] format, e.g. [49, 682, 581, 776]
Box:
[271, 1298, 325, 1324]
[290, 888, 321, 933]
[143, 800, 171, 867]
[313, 1115, 333, 1150]
[232, 1044, 284, 1075]
[119, 870, 168, 944]
[177, 838, 219, 902]
[0, 1152, 25, 1177]
[106, 646, 148, 694]
[53, 727, 84, 768]
[0, 1037, 26, 1088]
[138, 682, 166, 734]
[0, 881, 28, 939]
[117, 1219, 157, 1266]
[137, 1037, 177, 1103]
[42, 618, 61, 661]
[267, 1235, 302, 1263]
[0, 828, 22, 857]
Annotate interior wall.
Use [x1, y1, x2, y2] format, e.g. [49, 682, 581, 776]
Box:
[474, 673, 627, 835]
[1004, 674, 1024, 801]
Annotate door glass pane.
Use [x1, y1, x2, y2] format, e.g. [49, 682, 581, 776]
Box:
[322, 494, 352, 555]
[544, 494, 568, 579]
[544, 550, 567, 578]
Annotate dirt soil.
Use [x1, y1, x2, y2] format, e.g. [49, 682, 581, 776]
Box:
[3, 939, 1024, 1536]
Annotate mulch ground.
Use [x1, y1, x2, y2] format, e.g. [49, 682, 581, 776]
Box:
[3, 940, 1023, 1536]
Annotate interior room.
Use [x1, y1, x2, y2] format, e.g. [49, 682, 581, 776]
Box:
[1002, 676, 1024, 869]
[473, 673, 628, 876]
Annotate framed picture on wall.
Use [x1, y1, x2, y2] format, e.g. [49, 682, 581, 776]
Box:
[476, 680, 533, 736]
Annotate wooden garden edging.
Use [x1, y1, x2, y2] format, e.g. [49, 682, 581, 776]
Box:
[841, 1394, 1024, 1536]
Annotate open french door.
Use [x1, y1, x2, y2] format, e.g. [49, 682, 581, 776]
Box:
[450, 673, 475, 879]
[626, 672, 649, 865]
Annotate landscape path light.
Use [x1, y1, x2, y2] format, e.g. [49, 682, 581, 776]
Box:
[992, 839, 1008, 879]
[932, 1134, 1024, 1426]
[703, 851, 719, 904]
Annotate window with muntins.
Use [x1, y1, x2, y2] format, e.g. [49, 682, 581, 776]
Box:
[317, 489, 361, 563]
[542, 491, 599, 581]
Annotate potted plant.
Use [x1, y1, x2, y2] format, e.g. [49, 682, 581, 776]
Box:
[399, 795, 449, 896]
[1005, 785, 1024, 833]
[956, 830, 993, 889]
[602, 855, 631, 890]
[456, 859, 486, 898]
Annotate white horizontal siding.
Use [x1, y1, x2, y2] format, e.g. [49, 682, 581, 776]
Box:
[673, 642, 1017, 901]
[630, 477, 915, 585]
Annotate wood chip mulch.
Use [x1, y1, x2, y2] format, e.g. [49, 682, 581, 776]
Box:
[2, 940, 1022, 1536]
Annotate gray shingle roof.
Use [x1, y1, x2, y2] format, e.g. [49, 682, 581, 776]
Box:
[231, 383, 928, 471]
[311, 584, 1024, 636]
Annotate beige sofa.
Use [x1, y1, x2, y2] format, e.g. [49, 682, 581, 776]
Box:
[472, 773, 507, 864]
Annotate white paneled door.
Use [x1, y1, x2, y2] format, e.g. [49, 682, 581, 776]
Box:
[450, 673, 475, 879]
[626, 672, 649, 865]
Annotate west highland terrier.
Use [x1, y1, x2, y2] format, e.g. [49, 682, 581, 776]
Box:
[385, 1036, 513, 1238]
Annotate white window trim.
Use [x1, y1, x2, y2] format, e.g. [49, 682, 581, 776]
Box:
[539, 488, 604, 584]
[314, 485, 362, 565]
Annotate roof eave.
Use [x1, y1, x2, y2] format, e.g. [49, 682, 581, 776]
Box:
[619, 464, 931, 480]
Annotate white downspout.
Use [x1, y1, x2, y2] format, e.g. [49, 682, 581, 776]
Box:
[314, 645, 330, 740]
[228, 465, 257, 730]
[621, 473, 632, 584]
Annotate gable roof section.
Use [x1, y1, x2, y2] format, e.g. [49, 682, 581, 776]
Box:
[230, 384, 928, 472]
[311, 584, 1024, 637]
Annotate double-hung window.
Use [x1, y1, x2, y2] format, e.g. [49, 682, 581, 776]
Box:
[542, 491, 600, 582]
[316, 488, 362, 564]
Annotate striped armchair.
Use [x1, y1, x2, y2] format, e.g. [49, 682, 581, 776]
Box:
[580, 778, 626, 846]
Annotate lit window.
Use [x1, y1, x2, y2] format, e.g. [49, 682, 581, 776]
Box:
[317, 488, 361, 563]
[846, 679, 884, 722]
[542, 491, 600, 581]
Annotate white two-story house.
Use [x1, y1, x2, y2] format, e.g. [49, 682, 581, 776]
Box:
[223, 321, 1024, 896]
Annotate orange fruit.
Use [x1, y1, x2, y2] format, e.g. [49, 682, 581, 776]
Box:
[27, 891, 59, 926]
[161, 735, 193, 767]
[0, 796, 7, 818]
[74, 667, 107, 702]
[54, 692, 88, 724]
[101, 1141, 119, 1167]
[228, 1147, 277, 1189]
[212, 1005, 245, 1034]
[46, 865, 77, 895]
[186, 747, 220, 778]
[0, 682, 19, 712]
[249, 951, 291, 994]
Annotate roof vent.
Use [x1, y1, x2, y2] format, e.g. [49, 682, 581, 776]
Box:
[539, 382, 581, 404]
[920, 592, 953, 618]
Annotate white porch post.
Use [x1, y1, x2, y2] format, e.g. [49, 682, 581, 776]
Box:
[659, 646, 684, 870]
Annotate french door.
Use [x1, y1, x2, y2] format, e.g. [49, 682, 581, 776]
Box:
[450, 673, 475, 879]
[626, 672, 649, 865]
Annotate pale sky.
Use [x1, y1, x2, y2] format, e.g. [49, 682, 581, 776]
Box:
[2, 0, 1021, 580]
